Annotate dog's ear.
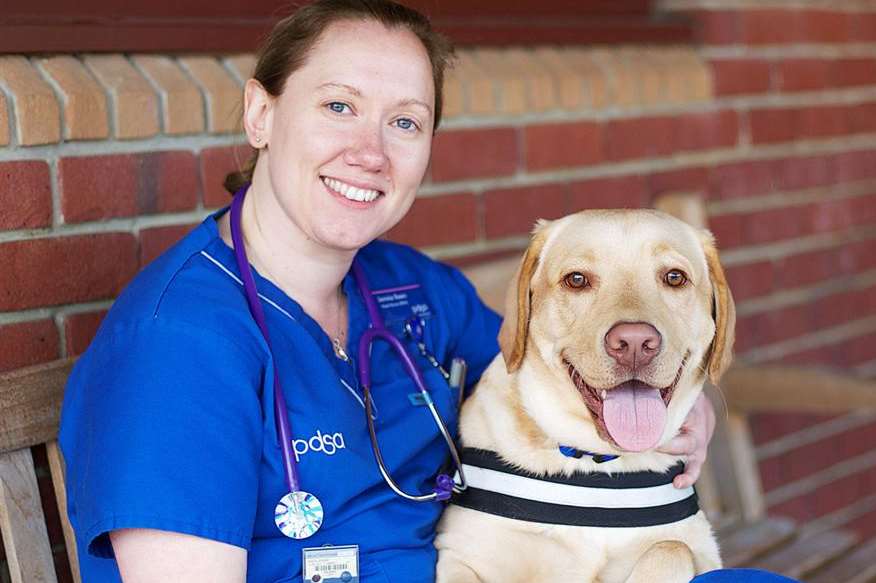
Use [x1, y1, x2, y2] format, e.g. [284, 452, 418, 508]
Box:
[498, 223, 549, 372]
[700, 230, 736, 384]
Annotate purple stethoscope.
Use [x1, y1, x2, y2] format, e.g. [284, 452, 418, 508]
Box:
[230, 186, 468, 540]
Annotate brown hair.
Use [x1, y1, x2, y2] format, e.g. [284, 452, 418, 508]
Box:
[224, 0, 454, 194]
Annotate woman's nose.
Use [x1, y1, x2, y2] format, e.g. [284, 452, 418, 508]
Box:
[344, 126, 388, 172]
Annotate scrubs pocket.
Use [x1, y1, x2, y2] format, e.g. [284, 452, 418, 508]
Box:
[273, 558, 390, 583]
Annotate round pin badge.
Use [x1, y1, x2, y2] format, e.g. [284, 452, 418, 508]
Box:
[275, 491, 324, 539]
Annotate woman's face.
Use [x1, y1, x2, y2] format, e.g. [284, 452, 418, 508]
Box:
[256, 19, 435, 252]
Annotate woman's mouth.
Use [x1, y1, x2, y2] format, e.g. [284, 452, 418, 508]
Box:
[321, 176, 384, 203]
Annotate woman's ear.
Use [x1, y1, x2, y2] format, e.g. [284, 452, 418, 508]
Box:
[243, 78, 274, 149]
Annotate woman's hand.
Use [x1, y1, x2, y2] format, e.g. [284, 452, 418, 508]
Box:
[657, 392, 716, 489]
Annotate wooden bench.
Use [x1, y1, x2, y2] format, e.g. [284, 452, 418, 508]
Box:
[2, 195, 876, 582]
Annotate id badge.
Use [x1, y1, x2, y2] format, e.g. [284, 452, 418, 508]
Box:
[372, 284, 433, 332]
[302, 545, 359, 583]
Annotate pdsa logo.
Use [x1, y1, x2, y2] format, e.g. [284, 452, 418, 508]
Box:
[292, 430, 346, 462]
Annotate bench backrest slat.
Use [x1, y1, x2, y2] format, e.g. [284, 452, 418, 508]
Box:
[0, 360, 74, 456]
[47, 440, 81, 583]
[0, 448, 59, 583]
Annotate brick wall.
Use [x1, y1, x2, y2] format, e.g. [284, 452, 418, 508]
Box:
[2, 1, 876, 579]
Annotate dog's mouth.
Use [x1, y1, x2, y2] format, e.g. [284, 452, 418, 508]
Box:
[563, 352, 689, 453]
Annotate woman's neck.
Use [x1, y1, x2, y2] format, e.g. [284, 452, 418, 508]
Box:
[218, 181, 354, 339]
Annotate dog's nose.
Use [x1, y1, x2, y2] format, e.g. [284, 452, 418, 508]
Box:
[604, 322, 662, 369]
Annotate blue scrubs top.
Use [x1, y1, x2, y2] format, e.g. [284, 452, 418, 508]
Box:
[59, 211, 502, 583]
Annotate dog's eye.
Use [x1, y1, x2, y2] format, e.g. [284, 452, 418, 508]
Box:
[665, 270, 688, 287]
[563, 272, 590, 290]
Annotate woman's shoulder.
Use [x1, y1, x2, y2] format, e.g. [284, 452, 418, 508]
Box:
[93, 214, 262, 353]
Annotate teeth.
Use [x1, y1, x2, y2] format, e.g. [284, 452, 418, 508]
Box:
[601, 390, 607, 399]
[323, 177, 380, 202]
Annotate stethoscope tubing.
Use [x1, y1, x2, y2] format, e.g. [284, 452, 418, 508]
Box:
[230, 188, 301, 494]
[352, 261, 466, 501]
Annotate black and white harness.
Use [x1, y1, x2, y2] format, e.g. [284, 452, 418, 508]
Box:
[451, 448, 700, 528]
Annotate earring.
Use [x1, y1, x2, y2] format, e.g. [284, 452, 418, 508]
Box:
[255, 135, 262, 143]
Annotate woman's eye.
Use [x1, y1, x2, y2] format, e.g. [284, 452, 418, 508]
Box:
[327, 102, 350, 114]
[563, 272, 590, 290]
[394, 117, 419, 132]
[664, 269, 688, 287]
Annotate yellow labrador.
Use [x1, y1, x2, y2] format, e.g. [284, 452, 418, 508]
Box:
[436, 209, 734, 583]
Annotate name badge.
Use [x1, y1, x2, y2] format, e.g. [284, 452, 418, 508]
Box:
[302, 545, 359, 583]
[372, 284, 433, 331]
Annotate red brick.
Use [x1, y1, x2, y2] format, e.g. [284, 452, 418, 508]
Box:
[776, 59, 833, 92]
[738, 303, 813, 350]
[809, 198, 857, 234]
[738, 282, 876, 351]
[0, 160, 52, 230]
[836, 150, 876, 183]
[710, 59, 772, 96]
[851, 13, 876, 42]
[431, 128, 519, 181]
[708, 160, 776, 200]
[741, 10, 803, 45]
[751, 413, 831, 445]
[140, 223, 196, 266]
[386, 193, 477, 247]
[834, 59, 876, 88]
[751, 205, 810, 245]
[59, 154, 137, 221]
[59, 151, 199, 222]
[799, 104, 849, 139]
[783, 438, 835, 485]
[705, 213, 745, 249]
[523, 122, 602, 171]
[0, 320, 59, 372]
[847, 193, 876, 227]
[847, 102, 876, 135]
[200, 144, 254, 208]
[648, 167, 709, 198]
[484, 183, 567, 239]
[771, 155, 836, 192]
[723, 261, 775, 302]
[836, 418, 876, 459]
[846, 238, 876, 272]
[800, 10, 854, 43]
[675, 110, 739, 152]
[692, 11, 742, 45]
[778, 247, 844, 289]
[749, 108, 798, 144]
[605, 117, 675, 161]
[0, 233, 138, 311]
[568, 175, 649, 211]
[64, 310, 107, 357]
[769, 496, 815, 523]
[141, 151, 200, 213]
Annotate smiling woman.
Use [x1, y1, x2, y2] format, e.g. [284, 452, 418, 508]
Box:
[56, 2, 721, 583]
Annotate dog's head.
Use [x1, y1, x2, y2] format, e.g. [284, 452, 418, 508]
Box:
[498, 210, 735, 454]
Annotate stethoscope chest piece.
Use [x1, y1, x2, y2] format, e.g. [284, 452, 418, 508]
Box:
[275, 490, 324, 539]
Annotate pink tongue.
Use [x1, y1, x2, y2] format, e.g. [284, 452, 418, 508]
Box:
[602, 382, 667, 452]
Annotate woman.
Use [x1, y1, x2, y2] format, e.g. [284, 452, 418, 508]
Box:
[59, 1, 729, 582]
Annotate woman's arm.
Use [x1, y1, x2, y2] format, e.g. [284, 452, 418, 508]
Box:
[111, 529, 247, 583]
